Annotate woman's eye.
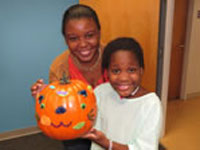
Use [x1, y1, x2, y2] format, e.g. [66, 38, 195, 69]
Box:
[68, 36, 78, 41]
[85, 33, 94, 39]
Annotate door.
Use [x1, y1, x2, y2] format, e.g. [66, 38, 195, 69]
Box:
[168, 0, 189, 100]
[80, 0, 160, 92]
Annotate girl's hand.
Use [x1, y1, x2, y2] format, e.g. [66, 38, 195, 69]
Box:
[30, 79, 47, 98]
[82, 128, 109, 148]
[82, 128, 103, 140]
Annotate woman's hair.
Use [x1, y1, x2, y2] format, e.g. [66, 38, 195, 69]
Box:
[102, 37, 144, 72]
[62, 4, 101, 36]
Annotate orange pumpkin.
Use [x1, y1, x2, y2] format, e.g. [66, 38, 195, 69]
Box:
[35, 77, 97, 140]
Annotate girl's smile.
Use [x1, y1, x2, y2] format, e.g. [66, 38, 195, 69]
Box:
[117, 84, 130, 91]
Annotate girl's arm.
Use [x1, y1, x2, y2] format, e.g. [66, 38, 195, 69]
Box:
[86, 94, 162, 150]
[128, 96, 163, 150]
[83, 128, 129, 150]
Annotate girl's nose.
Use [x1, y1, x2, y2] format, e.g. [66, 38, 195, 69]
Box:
[55, 106, 66, 114]
[119, 72, 129, 81]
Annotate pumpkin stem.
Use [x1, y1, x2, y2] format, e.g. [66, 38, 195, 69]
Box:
[60, 72, 70, 84]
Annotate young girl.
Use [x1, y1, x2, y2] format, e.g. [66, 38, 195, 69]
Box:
[83, 37, 163, 150]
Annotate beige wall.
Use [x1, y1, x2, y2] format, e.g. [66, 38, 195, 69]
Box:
[181, 0, 200, 99]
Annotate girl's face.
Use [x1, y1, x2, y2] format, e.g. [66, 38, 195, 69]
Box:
[108, 50, 143, 97]
[64, 18, 100, 63]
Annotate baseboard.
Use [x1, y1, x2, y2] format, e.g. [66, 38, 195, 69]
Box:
[0, 126, 41, 142]
[187, 92, 200, 99]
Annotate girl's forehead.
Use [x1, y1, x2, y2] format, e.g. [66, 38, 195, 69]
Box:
[110, 50, 139, 65]
[111, 50, 136, 59]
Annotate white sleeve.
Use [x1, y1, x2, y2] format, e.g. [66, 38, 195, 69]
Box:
[90, 86, 104, 150]
[128, 98, 163, 150]
[93, 87, 102, 130]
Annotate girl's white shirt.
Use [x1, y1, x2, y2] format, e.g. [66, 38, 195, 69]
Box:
[91, 83, 163, 150]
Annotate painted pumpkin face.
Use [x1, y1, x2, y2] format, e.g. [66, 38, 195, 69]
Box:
[35, 79, 97, 140]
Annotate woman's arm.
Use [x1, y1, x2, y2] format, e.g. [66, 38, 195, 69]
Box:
[49, 69, 60, 83]
[30, 79, 46, 98]
[49, 50, 69, 83]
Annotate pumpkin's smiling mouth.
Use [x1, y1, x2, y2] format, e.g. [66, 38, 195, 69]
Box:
[39, 115, 86, 130]
[51, 121, 86, 130]
[51, 121, 72, 128]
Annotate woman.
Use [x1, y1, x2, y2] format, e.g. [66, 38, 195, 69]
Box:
[31, 4, 106, 150]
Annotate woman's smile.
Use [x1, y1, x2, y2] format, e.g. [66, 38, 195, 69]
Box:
[65, 18, 100, 63]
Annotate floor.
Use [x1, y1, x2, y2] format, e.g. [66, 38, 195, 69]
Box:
[0, 133, 64, 150]
[0, 133, 165, 150]
[161, 96, 200, 150]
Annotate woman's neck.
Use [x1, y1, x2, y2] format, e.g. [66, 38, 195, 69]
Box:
[71, 47, 101, 72]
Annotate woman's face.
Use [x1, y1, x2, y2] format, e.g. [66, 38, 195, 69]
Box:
[108, 50, 143, 97]
[64, 18, 100, 63]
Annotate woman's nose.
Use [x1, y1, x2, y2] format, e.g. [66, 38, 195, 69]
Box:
[79, 38, 87, 47]
[55, 106, 66, 114]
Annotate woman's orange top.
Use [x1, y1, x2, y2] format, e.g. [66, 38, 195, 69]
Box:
[49, 49, 107, 89]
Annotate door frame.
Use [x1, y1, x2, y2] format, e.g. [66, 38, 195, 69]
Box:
[157, 0, 175, 136]
[158, 0, 193, 136]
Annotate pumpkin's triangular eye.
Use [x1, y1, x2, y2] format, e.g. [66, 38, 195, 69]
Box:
[38, 95, 44, 104]
[78, 90, 87, 97]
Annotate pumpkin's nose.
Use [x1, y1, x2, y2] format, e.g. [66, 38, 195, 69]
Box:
[55, 106, 66, 114]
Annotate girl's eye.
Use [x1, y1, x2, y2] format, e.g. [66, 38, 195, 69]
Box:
[112, 69, 120, 74]
[128, 68, 136, 73]
[81, 103, 86, 109]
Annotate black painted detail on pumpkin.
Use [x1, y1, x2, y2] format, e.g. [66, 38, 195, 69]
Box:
[56, 106, 66, 114]
[38, 95, 44, 104]
[79, 90, 87, 97]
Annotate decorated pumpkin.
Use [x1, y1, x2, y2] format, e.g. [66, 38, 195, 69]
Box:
[35, 76, 97, 140]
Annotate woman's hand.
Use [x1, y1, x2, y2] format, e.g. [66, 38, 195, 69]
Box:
[30, 79, 46, 98]
[82, 128, 109, 149]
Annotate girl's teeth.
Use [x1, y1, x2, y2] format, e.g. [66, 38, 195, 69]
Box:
[118, 85, 129, 90]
